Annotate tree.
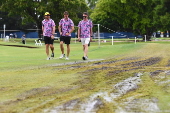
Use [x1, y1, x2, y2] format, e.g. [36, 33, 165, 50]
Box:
[86, 0, 98, 9]
[0, 0, 88, 38]
[91, 0, 158, 40]
[153, 0, 170, 32]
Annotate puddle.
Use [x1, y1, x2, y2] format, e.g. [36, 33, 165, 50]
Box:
[45, 73, 148, 113]
[120, 98, 160, 113]
[45, 70, 169, 113]
[158, 80, 170, 85]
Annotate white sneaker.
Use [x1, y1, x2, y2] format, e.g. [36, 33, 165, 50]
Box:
[65, 57, 69, 60]
[59, 54, 65, 59]
[46, 57, 50, 60]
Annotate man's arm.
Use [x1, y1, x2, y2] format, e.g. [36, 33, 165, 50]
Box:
[78, 27, 80, 41]
[69, 26, 74, 34]
[52, 26, 55, 35]
[42, 26, 44, 34]
[58, 25, 62, 36]
[66, 26, 74, 36]
[90, 27, 93, 41]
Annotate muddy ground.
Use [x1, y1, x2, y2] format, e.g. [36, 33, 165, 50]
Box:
[1, 56, 170, 113]
[45, 57, 170, 113]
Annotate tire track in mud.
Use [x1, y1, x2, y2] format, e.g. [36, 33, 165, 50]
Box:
[0, 57, 166, 113]
[45, 71, 166, 113]
[77, 57, 162, 77]
[44, 57, 165, 113]
[107, 57, 161, 77]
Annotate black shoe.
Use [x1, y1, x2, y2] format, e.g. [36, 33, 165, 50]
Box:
[51, 53, 54, 57]
[82, 56, 85, 60]
[88, 42, 90, 46]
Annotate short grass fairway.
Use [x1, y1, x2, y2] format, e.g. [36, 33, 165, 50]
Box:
[0, 38, 170, 113]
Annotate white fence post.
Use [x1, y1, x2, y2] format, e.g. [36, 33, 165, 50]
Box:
[112, 36, 114, 45]
[3, 24, 6, 39]
[98, 24, 100, 48]
[135, 37, 136, 44]
[145, 35, 146, 42]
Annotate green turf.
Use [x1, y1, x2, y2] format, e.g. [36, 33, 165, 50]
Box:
[0, 38, 143, 71]
[0, 38, 170, 112]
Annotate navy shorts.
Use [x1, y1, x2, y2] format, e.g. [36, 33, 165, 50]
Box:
[60, 36, 71, 45]
[44, 36, 54, 44]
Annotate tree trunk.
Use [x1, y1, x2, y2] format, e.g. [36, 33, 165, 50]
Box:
[35, 18, 43, 39]
[142, 33, 152, 41]
[37, 22, 42, 38]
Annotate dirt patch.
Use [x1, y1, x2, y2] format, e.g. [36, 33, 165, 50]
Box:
[17, 87, 50, 99]
[92, 57, 139, 66]
[120, 57, 161, 68]
[0, 44, 38, 48]
[46, 96, 104, 112]
[150, 70, 165, 77]
[106, 57, 161, 77]
[46, 73, 143, 113]
[166, 60, 170, 67]
[83, 66, 112, 73]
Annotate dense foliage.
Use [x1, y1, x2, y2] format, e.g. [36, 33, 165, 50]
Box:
[0, 0, 88, 37]
[1, 0, 170, 39]
[91, 0, 170, 39]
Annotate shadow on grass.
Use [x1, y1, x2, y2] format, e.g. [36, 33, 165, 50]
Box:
[0, 44, 38, 48]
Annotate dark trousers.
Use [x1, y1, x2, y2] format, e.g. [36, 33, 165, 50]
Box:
[22, 40, 25, 44]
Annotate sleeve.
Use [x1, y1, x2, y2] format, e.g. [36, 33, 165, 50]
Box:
[90, 21, 93, 28]
[70, 19, 74, 27]
[42, 21, 44, 26]
[59, 19, 62, 26]
[52, 20, 56, 27]
[78, 21, 81, 28]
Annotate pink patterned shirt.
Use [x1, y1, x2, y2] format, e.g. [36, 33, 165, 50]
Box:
[59, 18, 74, 36]
[78, 20, 93, 38]
[42, 19, 56, 37]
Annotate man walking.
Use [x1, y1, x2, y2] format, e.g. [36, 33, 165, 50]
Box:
[58, 11, 74, 60]
[21, 34, 26, 44]
[42, 12, 56, 60]
[78, 12, 93, 60]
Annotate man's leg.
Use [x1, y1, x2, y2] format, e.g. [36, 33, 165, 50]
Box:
[50, 44, 54, 57]
[59, 41, 65, 58]
[66, 44, 70, 58]
[46, 44, 49, 57]
[60, 41, 64, 54]
[84, 44, 88, 57]
[83, 45, 85, 51]
[50, 44, 54, 53]
[82, 38, 90, 60]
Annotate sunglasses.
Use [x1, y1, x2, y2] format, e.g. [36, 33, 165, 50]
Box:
[83, 16, 87, 18]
